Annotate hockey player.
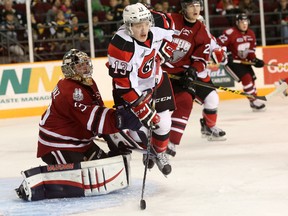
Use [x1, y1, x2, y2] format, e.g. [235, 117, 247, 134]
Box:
[107, 3, 177, 175]
[198, 14, 228, 142]
[37, 48, 141, 164]
[16, 49, 142, 201]
[217, 13, 266, 111]
[162, 0, 227, 157]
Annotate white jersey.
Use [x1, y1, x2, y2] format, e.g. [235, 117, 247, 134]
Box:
[107, 25, 174, 105]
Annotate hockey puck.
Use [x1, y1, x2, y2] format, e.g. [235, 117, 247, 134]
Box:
[140, 199, 146, 210]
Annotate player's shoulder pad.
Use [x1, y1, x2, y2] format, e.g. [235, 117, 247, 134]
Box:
[151, 10, 174, 30]
[108, 30, 135, 62]
[224, 28, 234, 35]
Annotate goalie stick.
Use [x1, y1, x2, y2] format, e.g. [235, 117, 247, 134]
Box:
[169, 74, 288, 101]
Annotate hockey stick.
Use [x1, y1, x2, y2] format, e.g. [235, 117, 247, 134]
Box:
[224, 65, 240, 82]
[169, 74, 287, 101]
[233, 59, 288, 69]
[140, 59, 161, 210]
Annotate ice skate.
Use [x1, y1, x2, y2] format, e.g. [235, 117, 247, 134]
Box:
[200, 118, 226, 141]
[155, 151, 172, 176]
[250, 99, 266, 112]
[166, 142, 176, 157]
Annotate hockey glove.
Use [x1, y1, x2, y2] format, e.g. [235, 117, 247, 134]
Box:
[156, 39, 177, 64]
[211, 47, 228, 65]
[252, 58, 264, 68]
[132, 94, 160, 130]
[227, 52, 234, 64]
[116, 108, 142, 131]
[179, 67, 197, 96]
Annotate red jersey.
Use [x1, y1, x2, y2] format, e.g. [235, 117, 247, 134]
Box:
[37, 79, 119, 157]
[217, 26, 257, 61]
[162, 13, 211, 80]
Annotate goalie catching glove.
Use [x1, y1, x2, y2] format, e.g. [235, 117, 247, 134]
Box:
[131, 91, 160, 129]
[156, 39, 177, 64]
[179, 66, 198, 96]
[211, 47, 228, 65]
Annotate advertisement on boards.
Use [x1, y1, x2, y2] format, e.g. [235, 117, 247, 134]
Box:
[208, 64, 235, 87]
[262, 46, 288, 84]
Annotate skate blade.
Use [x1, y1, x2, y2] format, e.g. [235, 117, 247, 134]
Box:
[251, 107, 266, 112]
[207, 136, 227, 141]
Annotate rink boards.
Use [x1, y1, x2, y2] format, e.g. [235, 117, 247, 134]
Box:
[1, 45, 288, 119]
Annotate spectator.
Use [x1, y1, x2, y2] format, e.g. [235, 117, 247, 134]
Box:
[238, 0, 259, 16]
[70, 14, 90, 52]
[1, 11, 25, 58]
[114, 0, 130, 21]
[273, 0, 288, 44]
[105, 0, 121, 33]
[216, 0, 240, 15]
[216, 0, 240, 25]
[92, 14, 108, 56]
[161, 0, 175, 13]
[1, 0, 24, 25]
[60, 0, 73, 19]
[31, 13, 53, 60]
[54, 10, 71, 50]
[154, 3, 163, 11]
[45, 0, 61, 24]
[91, 0, 104, 12]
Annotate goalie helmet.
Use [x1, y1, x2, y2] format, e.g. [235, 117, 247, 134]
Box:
[180, 0, 204, 11]
[123, 3, 154, 36]
[61, 49, 93, 86]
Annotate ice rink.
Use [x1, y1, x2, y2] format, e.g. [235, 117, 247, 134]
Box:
[1, 96, 288, 216]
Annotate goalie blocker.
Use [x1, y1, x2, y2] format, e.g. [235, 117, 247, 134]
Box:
[16, 155, 131, 201]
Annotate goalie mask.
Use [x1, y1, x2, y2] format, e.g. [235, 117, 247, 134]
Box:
[61, 49, 93, 86]
[123, 3, 154, 36]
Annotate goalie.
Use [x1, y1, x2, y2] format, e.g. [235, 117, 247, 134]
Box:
[16, 49, 142, 201]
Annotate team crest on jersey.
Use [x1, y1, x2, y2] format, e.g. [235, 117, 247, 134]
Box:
[138, 50, 155, 79]
[73, 88, 84, 101]
[236, 38, 244, 43]
[180, 28, 192, 36]
[170, 38, 191, 63]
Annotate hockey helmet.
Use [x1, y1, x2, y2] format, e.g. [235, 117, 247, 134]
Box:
[236, 13, 250, 25]
[123, 3, 154, 36]
[180, 0, 204, 11]
[61, 49, 93, 86]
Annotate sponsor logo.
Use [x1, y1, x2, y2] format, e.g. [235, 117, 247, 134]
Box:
[155, 96, 172, 103]
[47, 163, 74, 171]
[266, 59, 288, 73]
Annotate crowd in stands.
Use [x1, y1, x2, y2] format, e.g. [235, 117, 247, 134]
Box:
[0, 0, 287, 63]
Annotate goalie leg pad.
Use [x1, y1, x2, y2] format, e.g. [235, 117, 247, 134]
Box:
[16, 155, 131, 201]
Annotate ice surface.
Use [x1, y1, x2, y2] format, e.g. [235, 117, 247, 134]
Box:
[1, 97, 288, 216]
